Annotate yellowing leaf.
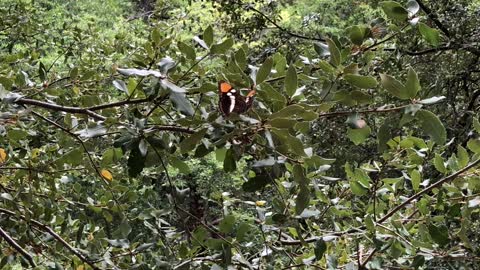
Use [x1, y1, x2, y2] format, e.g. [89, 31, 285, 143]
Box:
[100, 169, 113, 181]
[31, 148, 41, 159]
[0, 148, 7, 163]
[255, 200, 267, 207]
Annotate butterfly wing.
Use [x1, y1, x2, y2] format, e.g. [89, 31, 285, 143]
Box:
[218, 81, 256, 116]
[218, 81, 236, 116]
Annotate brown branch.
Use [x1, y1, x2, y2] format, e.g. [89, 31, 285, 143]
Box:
[0, 208, 99, 269]
[15, 98, 106, 121]
[364, 24, 409, 52]
[415, 0, 451, 38]
[360, 158, 480, 267]
[0, 166, 86, 173]
[377, 158, 480, 224]
[318, 105, 409, 118]
[88, 97, 151, 111]
[0, 226, 36, 267]
[149, 125, 195, 134]
[247, 6, 325, 42]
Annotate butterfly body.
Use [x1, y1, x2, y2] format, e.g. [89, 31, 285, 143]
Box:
[218, 81, 256, 116]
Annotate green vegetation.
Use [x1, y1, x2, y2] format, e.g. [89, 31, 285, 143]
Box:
[1, 0, 480, 269]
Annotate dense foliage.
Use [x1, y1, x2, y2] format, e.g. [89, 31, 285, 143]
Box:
[1, 0, 480, 269]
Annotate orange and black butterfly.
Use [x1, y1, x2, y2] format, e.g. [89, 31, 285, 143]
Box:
[218, 81, 256, 116]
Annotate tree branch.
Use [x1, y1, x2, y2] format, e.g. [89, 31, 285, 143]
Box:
[88, 97, 151, 111]
[377, 158, 480, 224]
[0, 226, 36, 267]
[0, 208, 99, 269]
[318, 105, 409, 118]
[415, 0, 451, 38]
[15, 98, 106, 121]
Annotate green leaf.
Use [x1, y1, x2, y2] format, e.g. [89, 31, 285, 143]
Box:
[347, 126, 371, 145]
[210, 38, 234, 54]
[314, 42, 330, 56]
[284, 65, 298, 97]
[416, 110, 447, 145]
[180, 128, 207, 154]
[203, 25, 214, 47]
[296, 184, 310, 215]
[223, 148, 236, 172]
[314, 239, 327, 260]
[170, 92, 194, 116]
[380, 1, 409, 22]
[428, 224, 449, 247]
[57, 148, 83, 166]
[344, 74, 378, 89]
[256, 57, 273, 84]
[151, 28, 161, 44]
[411, 255, 425, 269]
[467, 139, 480, 154]
[350, 181, 368, 195]
[346, 25, 369, 45]
[473, 117, 480, 133]
[419, 22, 440, 46]
[177, 41, 196, 60]
[269, 118, 297, 129]
[271, 128, 307, 157]
[169, 156, 190, 174]
[410, 169, 421, 191]
[269, 105, 305, 119]
[101, 148, 123, 166]
[39, 62, 47, 81]
[377, 119, 395, 152]
[405, 67, 421, 98]
[457, 145, 469, 169]
[236, 222, 252, 242]
[326, 38, 341, 66]
[219, 215, 235, 234]
[380, 73, 409, 99]
[317, 60, 336, 74]
[433, 154, 447, 174]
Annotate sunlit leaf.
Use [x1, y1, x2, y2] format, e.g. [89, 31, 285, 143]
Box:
[419, 22, 440, 46]
[0, 148, 6, 163]
[101, 169, 113, 181]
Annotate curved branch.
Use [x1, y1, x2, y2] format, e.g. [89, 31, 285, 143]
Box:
[0, 208, 99, 269]
[15, 98, 106, 121]
[0, 226, 35, 267]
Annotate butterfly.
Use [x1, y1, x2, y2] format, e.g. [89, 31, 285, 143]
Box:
[218, 81, 256, 116]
